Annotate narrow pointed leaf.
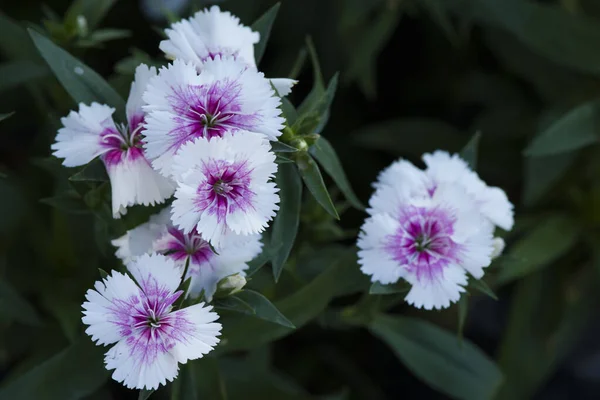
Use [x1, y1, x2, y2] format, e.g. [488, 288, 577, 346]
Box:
[524, 100, 600, 156]
[296, 153, 339, 219]
[0, 112, 15, 122]
[369, 281, 411, 295]
[460, 131, 481, 169]
[471, 279, 498, 300]
[28, 29, 126, 120]
[270, 141, 299, 153]
[457, 295, 469, 340]
[234, 290, 295, 328]
[271, 163, 302, 281]
[293, 73, 339, 136]
[69, 159, 108, 182]
[214, 295, 255, 314]
[497, 214, 581, 285]
[0, 280, 42, 326]
[369, 314, 503, 400]
[310, 136, 364, 210]
[251, 3, 281, 64]
[0, 61, 47, 92]
[138, 389, 154, 400]
[0, 337, 109, 399]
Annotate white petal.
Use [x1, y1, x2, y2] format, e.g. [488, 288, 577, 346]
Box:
[160, 5, 259, 67]
[170, 302, 221, 364]
[127, 253, 182, 294]
[374, 158, 430, 193]
[126, 64, 157, 128]
[422, 150, 471, 185]
[81, 271, 142, 346]
[106, 152, 175, 218]
[112, 208, 171, 262]
[357, 214, 406, 284]
[51, 103, 115, 167]
[479, 186, 515, 231]
[404, 263, 467, 310]
[270, 78, 297, 97]
[105, 336, 179, 390]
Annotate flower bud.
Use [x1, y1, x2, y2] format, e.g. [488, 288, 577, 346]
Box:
[491, 237, 505, 259]
[215, 273, 247, 297]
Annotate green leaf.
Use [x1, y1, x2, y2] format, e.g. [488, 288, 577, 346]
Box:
[295, 153, 339, 219]
[78, 28, 130, 47]
[281, 97, 298, 125]
[310, 136, 364, 210]
[369, 281, 411, 295]
[0, 280, 42, 326]
[522, 151, 578, 206]
[40, 190, 89, 214]
[0, 337, 109, 400]
[344, 7, 401, 99]
[442, 0, 600, 76]
[352, 118, 463, 157]
[271, 163, 302, 281]
[293, 73, 339, 136]
[271, 141, 299, 153]
[28, 29, 126, 120]
[470, 279, 498, 300]
[234, 290, 295, 328]
[172, 358, 226, 400]
[68, 159, 108, 182]
[219, 358, 309, 400]
[0, 61, 47, 92]
[218, 250, 356, 352]
[457, 296, 469, 340]
[369, 314, 503, 400]
[524, 100, 600, 156]
[214, 295, 255, 314]
[0, 12, 39, 60]
[497, 214, 581, 285]
[0, 112, 14, 122]
[251, 3, 280, 65]
[65, 0, 118, 30]
[98, 268, 109, 279]
[138, 389, 154, 400]
[460, 131, 481, 170]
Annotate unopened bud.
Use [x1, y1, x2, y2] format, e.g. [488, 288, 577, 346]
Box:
[491, 237, 505, 259]
[215, 273, 246, 297]
[76, 15, 88, 37]
[290, 138, 308, 152]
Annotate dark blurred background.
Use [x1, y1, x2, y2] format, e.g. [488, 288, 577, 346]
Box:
[2, 0, 600, 398]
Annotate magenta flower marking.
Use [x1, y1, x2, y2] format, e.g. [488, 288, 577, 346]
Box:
[100, 121, 145, 167]
[156, 227, 215, 276]
[168, 80, 260, 147]
[194, 159, 255, 222]
[385, 206, 462, 283]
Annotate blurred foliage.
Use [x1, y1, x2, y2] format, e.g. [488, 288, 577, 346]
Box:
[2, 0, 600, 399]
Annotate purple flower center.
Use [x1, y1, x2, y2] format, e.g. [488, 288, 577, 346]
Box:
[168, 80, 260, 148]
[385, 206, 461, 283]
[156, 227, 214, 270]
[195, 159, 255, 222]
[100, 120, 145, 167]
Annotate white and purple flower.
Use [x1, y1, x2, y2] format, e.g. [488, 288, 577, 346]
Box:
[170, 131, 279, 247]
[112, 208, 262, 299]
[82, 253, 221, 390]
[51, 65, 175, 218]
[143, 57, 285, 177]
[159, 5, 297, 96]
[376, 151, 514, 231]
[358, 158, 497, 310]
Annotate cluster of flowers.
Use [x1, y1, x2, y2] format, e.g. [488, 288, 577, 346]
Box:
[52, 7, 296, 390]
[357, 151, 514, 310]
